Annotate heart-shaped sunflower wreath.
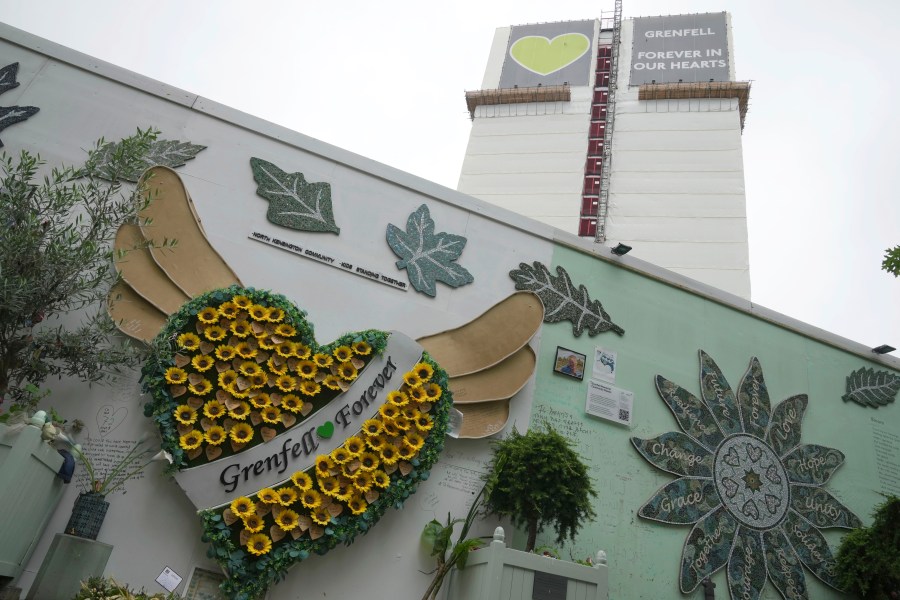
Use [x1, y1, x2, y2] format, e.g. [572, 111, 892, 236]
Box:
[142, 285, 451, 599]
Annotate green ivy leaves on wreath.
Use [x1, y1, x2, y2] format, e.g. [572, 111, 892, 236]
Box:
[0, 63, 39, 147]
[386, 204, 474, 297]
[842, 367, 900, 408]
[250, 158, 340, 234]
[509, 261, 623, 336]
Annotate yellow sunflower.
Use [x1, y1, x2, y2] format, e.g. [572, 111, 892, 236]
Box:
[311, 507, 331, 526]
[322, 375, 342, 390]
[344, 436, 365, 456]
[261, 406, 281, 424]
[165, 367, 188, 384]
[387, 390, 409, 407]
[347, 496, 368, 515]
[230, 496, 256, 517]
[413, 362, 434, 382]
[381, 421, 401, 438]
[380, 445, 400, 465]
[352, 341, 372, 356]
[230, 320, 252, 338]
[379, 404, 399, 420]
[366, 435, 387, 452]
[353, 471, 374, 493]
[407, 386, 426, 402]
[298, 380, 320, 397]
[188, 378, 212, 396]
[275, 375, 297, 392]
[266, 307, 285, 322]
[205, 426, 227, 446]
[215, 345, 236, 361]
[229, 422, 254, 443]
[174, 405, 197, 425]
[249, 393, 271, 409]
[257, 488, 279, 504]
[312, 353, 333, 368]
[217, 301, 239, 319]
[267, 357, 288, 375]
[333, 345, 353, 362]
[276, 487, 298, 506]
[234, 341, 257, 359]
[248, 374, 266, 389]
[232, 295, 252, 309]
[357, 451, 380, 472]
[218, 370, 238, 389]
[258, 335, 276, 350]
[274, 323, 296, 337]
[179, 430, 203, 450]
[423, 383, 442, 400]
[405, 431, 425, 450]
[315, 456, 336, 478]
[394, 416, 411, 432]
[401, 406, 419, 421]
[280, 394, 303, 413]
[203, 400, 226, 420]
[228, 401, 251, 420]
[319, 476, 339, 497]
[275, 509, 300, 531]
[371, 470, 390, 489]
[197, 307, 219, 323]
[176, 332, 201, 351]
[331, 447, 351, 464]
[415, 415, 434, 432]
[293, 343, 311, 360]
[203, 325, 226, 342]
[242, 513, 265, 533]
[337, 361, 358, 381]
[275, 341, 295, 358]
[403, 372, 422, 387]
[291, 470, 313, 491]
[191, 354, 214, 372]
[357, 422, 381, 440]
[397, 442, 416, 461]
[246, 533, 272, 556]
[300, 489, 323, 509]
[294, 360, 317, 380]
[248, 304, 269, 321]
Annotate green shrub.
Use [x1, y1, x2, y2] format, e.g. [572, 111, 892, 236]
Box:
[835, 495, 900, 599]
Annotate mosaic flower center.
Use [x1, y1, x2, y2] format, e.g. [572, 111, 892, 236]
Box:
[713, 434, 789, 529]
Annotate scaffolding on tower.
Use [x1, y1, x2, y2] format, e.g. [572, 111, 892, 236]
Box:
[594, 0, 622, 243]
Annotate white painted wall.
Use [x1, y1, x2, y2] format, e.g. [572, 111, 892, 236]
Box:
[610, 18, 750, 298]
[0, 28, 553, 599]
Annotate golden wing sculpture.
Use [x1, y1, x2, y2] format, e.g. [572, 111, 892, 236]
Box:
[108, 167, 543, 438]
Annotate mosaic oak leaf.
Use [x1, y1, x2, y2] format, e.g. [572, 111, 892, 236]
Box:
[95, 138, 207, 182]
[250, 158, 340, 234]
[0, 63, 39, 148]
[841, 367, 900, 408]
[508, 261, 623, 336]
[631, 351, 862, 600]
[386, 204, 473, 297]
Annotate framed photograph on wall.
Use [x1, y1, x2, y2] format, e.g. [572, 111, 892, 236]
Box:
[554, 347, 586, 380]
[182, 567, 228, 600]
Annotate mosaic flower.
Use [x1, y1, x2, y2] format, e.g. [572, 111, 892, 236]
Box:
[631, 351, 862, 600]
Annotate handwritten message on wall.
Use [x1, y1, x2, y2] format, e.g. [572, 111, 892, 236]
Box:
[75, 436, 146, 495]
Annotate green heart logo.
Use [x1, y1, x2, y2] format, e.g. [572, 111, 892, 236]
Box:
[509, 33, 591, 76]
[316, 421, 334, 439]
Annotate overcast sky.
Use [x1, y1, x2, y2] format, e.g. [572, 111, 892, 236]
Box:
[1, 0, 898, 353]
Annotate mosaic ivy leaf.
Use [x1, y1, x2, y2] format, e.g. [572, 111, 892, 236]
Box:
[766, 394, 807, 457]
[789, 486, 862, 529]
[630, 432, 714, 478]
[737, 357, 771, 440]
[386, 204, 473, 297]
[0, 63, 39, 148]
[782, 510, 841, 590]
[680, 507, 737, 592]
[727, 528, 767, 600]
[763, 528, 808, 599]
[637, 478, 719, 524]
[656, 375, 725, 451]
[781, 444, 844, 486]
[841, 367, 900, 408]
[250, 158, 340, 234]
[699, 350, 742, 436]
[508, 261, 623, 337]
[95, 139, 207, 182]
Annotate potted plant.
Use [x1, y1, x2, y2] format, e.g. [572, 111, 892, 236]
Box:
[443, 425, 607, 600]
[63, 433, 167, 540]
[834, 495, 899, 599]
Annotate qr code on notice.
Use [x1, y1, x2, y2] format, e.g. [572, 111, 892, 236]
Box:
[618, 409, 630, 422]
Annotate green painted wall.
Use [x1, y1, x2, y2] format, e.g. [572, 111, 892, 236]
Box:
[521, 245, 898, 600]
